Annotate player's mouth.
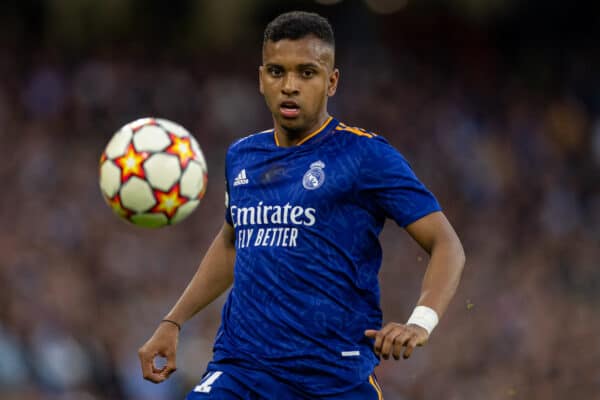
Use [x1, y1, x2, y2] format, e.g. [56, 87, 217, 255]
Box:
[279, 101, 300, 118]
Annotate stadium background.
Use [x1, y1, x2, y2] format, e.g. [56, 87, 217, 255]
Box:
[1, 0, 599, 399]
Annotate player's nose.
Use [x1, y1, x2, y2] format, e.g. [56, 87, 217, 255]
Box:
[281, 74, 300, 95]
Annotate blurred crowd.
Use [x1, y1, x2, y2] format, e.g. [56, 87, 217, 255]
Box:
[1, 2, 600, 399]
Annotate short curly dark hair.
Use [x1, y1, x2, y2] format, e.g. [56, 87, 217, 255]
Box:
[263, 11, 335, 48]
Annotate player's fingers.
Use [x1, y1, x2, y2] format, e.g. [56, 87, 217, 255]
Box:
[365, 329, 383, 355]
[152, 361, 166, 374]
[391, 332, 412, 360]
[364, 329, 378, 338]
[391, 332, 410, 360]
[138, 347, 153, 375]
[373, 329, 390, 356]
[373, 323, 403, 356]
[392, 338, 403, 360]
[147, 372, 166, 383]
[380, 330, 403, 360]
[403, 336, 420, 359]
[378, 323, 400, 337]
[161, 352, 178, 378]
[139, 349, 165, 383]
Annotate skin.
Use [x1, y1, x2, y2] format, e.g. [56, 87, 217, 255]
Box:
[138, 34, 466, 384]
[138, 223, 236, 383]
[259, 36, 339, 147]
[364, 211, 465, 360]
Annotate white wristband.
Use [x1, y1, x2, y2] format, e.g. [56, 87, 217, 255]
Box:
[406, 305, 439, 335]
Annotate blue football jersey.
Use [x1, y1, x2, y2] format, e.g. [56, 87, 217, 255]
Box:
[211, 117, 441, 396]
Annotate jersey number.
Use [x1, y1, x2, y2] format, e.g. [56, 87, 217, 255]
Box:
[193, 371, 223, 393]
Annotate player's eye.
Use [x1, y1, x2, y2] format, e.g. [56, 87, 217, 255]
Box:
[268, 67, 283, 77]
[302, 69, 316, 78]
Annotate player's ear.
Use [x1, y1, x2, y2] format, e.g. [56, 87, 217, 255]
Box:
[259, 66, 265, 94]
[327, 68, 339, 97]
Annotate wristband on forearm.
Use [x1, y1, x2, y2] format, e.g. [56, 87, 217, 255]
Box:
[406, 305, 439, 335]
[161, 319, 182, 331]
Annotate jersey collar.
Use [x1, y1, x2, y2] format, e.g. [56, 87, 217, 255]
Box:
[273, 116, 338, 147]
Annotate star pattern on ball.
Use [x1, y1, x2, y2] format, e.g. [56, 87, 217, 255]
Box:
[100, 118, 206, 228]
[152, 185, 188, 218]
[166, 133, 194, 168]
[115, 144, 148, 182]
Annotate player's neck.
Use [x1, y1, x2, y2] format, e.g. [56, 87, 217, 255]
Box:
[274, 114, 331, 147]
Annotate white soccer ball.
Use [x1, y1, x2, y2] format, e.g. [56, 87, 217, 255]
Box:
[99, 118, 208, 228]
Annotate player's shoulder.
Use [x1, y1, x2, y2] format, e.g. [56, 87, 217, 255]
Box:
[334, 121, 391, 148]
[334, 120, 409, 163]
[227, 128, 274, 154]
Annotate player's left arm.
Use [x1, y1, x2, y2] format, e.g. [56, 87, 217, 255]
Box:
[365, 210, 465, 360]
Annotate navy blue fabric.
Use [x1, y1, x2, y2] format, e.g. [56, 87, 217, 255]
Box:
[216, 118, 439, 396]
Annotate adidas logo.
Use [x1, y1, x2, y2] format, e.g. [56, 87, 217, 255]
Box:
[233, 169, 249, 186]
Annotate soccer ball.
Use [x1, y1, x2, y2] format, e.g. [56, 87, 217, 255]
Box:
[99, 118, 208, 228]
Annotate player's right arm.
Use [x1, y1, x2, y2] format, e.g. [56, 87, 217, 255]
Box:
[138, 222, 236, 383]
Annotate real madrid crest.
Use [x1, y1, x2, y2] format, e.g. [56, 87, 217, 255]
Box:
[303, 160, 326, 190]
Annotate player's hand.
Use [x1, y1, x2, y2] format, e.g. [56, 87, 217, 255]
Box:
[138, 322, 180, 383]
[365, 322, 429, 360]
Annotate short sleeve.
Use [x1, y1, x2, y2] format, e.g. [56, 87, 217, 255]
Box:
[358, 137, 441, 227]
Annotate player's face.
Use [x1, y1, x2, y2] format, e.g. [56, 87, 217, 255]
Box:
[260, 36, 339, 138]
